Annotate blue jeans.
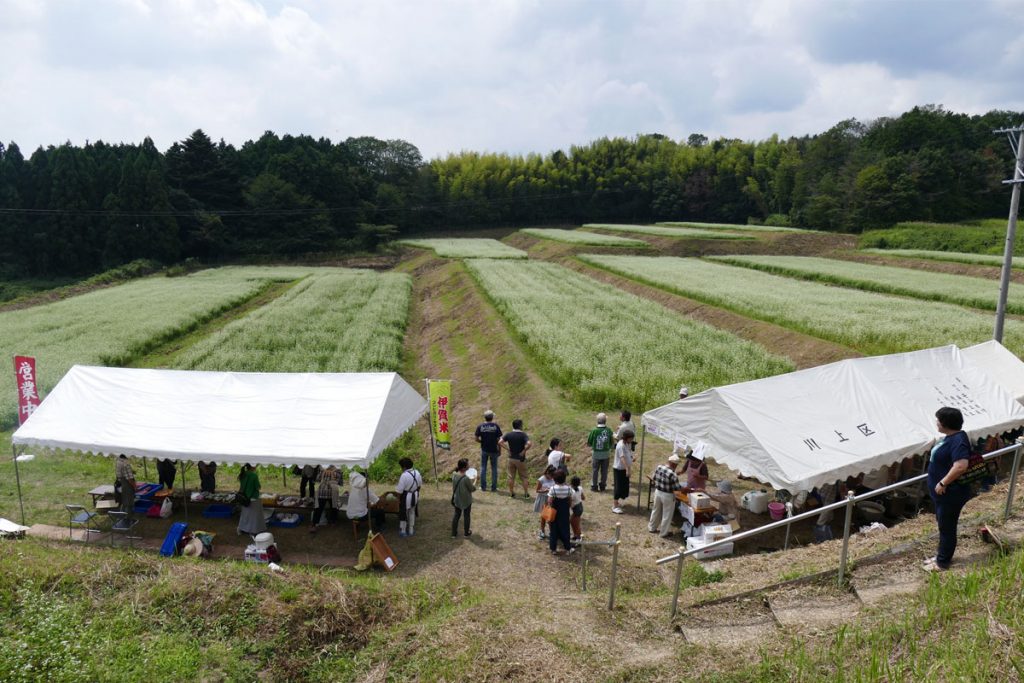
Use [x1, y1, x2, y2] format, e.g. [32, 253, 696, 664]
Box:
[480, 451, 500, 491]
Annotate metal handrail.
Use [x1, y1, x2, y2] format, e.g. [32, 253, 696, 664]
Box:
[656, 441, 1024, 617]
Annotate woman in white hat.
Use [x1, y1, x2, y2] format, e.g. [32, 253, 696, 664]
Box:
[683, 448, 709, 490]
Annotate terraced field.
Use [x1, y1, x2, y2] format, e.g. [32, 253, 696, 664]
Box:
[583, 223, 753, 239]
[579, 254, 1024, 356]
[710, 254, 1024, 312]
[519, 228, 648, 246]
[398, 238, 528, 259]
[861, 248, 1023, 269]
[464, 258, 793, 410]
[657, 221, 806, 233]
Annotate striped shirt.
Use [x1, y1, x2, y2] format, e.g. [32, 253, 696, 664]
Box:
[548, 483, 573, 500]
[652, 464, 681, 493]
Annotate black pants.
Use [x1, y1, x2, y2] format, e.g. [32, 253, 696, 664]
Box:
[613, 468, 630, 501]
[452, 504, 471, 536]
[199, 472, 216, 493]
[549, 497, 572, 552]
[311, 498, 338, 526]
[591, 458, 609, 490]
[300, 475, 317, 498]
[934, 487, 971, 567]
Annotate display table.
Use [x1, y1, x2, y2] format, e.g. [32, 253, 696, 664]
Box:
[88, 484, 116, 507]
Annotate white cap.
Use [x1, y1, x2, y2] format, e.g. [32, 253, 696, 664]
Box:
[484, 410, 494, 419]
[679, 386, 689, 397]
[667, 454, 680, 464]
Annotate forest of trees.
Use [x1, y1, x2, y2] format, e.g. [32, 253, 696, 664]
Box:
[0, 105, 1020, 276]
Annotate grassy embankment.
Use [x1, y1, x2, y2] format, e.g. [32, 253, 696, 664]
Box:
[859, 219, 1017, 254]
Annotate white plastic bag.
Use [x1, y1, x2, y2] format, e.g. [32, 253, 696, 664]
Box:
[159, 498, 173, 519]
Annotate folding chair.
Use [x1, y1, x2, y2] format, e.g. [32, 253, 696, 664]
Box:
[64, 504, 101, 542]
[108, 511, 141, 548]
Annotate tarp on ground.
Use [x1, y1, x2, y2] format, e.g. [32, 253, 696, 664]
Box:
[641, 344, 1024, 492]
[962, 340, 1024, 404]
[11, 366, 427, 468]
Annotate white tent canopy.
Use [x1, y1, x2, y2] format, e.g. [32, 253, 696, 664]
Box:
[12, 366, 428, 469]
[962, 340, 1024, 404]
[642, 344, 1024, 492]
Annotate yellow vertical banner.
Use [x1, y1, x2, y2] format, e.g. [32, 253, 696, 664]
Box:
[428, 379, 452, 450]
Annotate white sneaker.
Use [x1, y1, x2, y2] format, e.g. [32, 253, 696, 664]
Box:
[612, 507, 624, 514]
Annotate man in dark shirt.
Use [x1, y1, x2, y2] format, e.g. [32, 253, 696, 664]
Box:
[499, 418, 532, 499]
[475, 410, 503, 492]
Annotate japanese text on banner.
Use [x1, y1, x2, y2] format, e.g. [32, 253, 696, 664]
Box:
[14, 355, 40, 425]
[428, 379, 452, 450]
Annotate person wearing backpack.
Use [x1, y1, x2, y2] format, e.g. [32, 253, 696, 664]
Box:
[451, 458, 476, 537]
[587, 413, 614, 492]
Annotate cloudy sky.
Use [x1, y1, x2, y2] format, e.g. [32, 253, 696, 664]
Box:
[2, 0, 1024, 159]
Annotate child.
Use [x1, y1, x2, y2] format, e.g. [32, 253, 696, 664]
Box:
[569, 475, 585, 542]
[534, 464, 556, 540]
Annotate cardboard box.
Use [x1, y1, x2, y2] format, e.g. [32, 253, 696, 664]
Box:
[700, 523, 733, 542]
[686, 536, 734, 561]
[688, 492, 714, 511]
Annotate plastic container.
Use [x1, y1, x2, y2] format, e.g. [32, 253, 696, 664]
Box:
[134, 499, 153, 514]
[856, 501, 885, 523]
[742, 490, 770, 514]
[202, 504, 234, 519]
[252, 532, 275, 549]
[268, 513, 304, 528]
[767, 501, 786, 520]
[883, 491, 907, 518]
[160, 522, 188, 557]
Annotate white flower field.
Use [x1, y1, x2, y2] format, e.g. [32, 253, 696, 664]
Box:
[175, 270, 411, 373]
[399, 238, 528, 259]
[464, 258, 793, 410]
[519, 228, 648, 246]
[709, 254, 1024, 313]
[656, 221, 806, 233]
[861, 248, 1024, 269]
[582, 223, 753, 239]
[579, 254, 1024, 356]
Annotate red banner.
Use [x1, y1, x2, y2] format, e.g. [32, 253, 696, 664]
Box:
[14, 356, 40, 425]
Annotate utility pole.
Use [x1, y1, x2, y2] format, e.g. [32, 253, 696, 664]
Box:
[993, 125, 1024, 343]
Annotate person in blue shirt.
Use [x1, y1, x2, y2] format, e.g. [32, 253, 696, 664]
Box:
[925, 407, 972, 571]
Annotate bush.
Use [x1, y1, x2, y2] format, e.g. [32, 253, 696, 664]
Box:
[764, 213, 792, 227]
[859, 221, 1017, 254]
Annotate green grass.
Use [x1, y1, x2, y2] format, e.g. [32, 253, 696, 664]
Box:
[861, 248, 1024, 269]
[709, 254, 1024, 313]
[0, 539, 474, 683]
[397, 238, 528, 259]
[656, 221, 807, 233]
[464, 258, 793, 411]
[583, 223, 754, 240]
[859, 220, 1019, 255]
[716, 548, 1024, 681]
[519, 228, 649, 246]
[578, 254, 1024, 356]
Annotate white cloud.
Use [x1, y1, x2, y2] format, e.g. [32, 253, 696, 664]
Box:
[1, 0, 1023, 158]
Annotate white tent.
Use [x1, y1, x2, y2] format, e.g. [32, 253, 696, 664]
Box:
[11, 366, 428, 468]
[962, 340, 1024, 404]
[642, 344, 1024, 492]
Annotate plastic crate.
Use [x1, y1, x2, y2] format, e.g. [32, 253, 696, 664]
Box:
[134, 499, 153, 514]
[201, 504, 234, 519]
[160, 522, 188, 557]
[268, 513, 304, 528]
[136, 483, 162, 500]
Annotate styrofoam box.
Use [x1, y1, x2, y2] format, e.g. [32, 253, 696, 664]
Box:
[700, 523, 733, 542]
[686, 536, 734, 560]
[688, 492, 714, 511]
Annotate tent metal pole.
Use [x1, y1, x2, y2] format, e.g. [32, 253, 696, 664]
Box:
[11, 443, 25, 526]
[180, 460, 188, 521]
[636, 426, 646, 510]
[282, 466, 286, 489]
[143, 457, 148, 481]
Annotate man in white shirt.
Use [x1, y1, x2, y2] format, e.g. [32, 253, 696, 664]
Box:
[396, 457, 423, 537]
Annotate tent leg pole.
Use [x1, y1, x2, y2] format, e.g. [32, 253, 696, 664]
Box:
[12, 444, 25, 526]
[181, 461, 188, 522]
[636, 426, 646, 511]
[143, 457, 148, 481]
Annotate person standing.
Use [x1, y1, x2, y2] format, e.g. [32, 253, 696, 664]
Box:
[569, 475, 585, 543]
[237, 464, 267, 536]
[587, 414, 614, 492]
[475, 410, 503, 492]
[683, 448, 709, 490]
[156, 458, 177, 491]
[614, 410, 635, 444]
[547, 469, 575, 555]
[396, 457, 423, 538]
[309, 465, 342, 533]
[499, 419, 532, 499]
[451, 458, 476, 537]
[115, 454, 136, 514]
[612, 429, 634, 514]
[545, 438, 571, 471]
[346, 470, 384, 532]
[534, 465, 556, 540]
[925, 407, 973, 571]
[300, 464, 320, 500]
[197, 461, 217, 493]
[649, 454, 682, 537]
